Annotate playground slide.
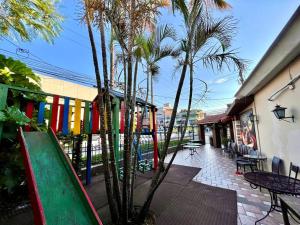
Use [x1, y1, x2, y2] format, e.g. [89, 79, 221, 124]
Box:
[19, 128, 102, 225]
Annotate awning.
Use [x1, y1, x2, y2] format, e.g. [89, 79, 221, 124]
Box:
[198, 113, 232, 125]
[226, 95, 254, 116]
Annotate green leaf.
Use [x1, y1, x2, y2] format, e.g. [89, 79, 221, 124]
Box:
[5, 106, 31, 125]
[0, 111, 7, 121]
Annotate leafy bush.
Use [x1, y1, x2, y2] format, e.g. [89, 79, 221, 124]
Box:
[0, 54, 44, 197]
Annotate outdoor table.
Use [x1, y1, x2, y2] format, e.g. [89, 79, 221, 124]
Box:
[189, 140, 201, 144]
[243, 154, 267, 171]
[244, 171, 300, 224]
[186, 142, 202, 146]
[279, 195, 300, 225]
[183, 144, 201, 156]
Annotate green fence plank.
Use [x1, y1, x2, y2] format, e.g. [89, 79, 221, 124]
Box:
[84, 102, 90, 134]
[112, 98, 120, 171]
[0, 85, 8, 141]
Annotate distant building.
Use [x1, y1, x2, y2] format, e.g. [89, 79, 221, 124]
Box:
[175, 109, 205, 127]
[156, 103, 173, 132]
[156, 103, 205, 139]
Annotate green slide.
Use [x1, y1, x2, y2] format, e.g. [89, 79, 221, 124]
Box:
[20, 128, 102, 225]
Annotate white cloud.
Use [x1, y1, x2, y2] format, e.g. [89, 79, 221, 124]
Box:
[214, 78, 228, 84]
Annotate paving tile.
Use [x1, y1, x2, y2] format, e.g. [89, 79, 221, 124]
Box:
[164, 144, 285, 225]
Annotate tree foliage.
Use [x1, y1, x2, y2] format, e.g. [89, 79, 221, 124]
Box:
[0, 55, 44, 197]
[0, 0, 63, 42]
[82, 0, 246, 224]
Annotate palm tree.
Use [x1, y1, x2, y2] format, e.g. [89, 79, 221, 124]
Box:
[143, 25, 178, 105]
[128, 26, 178, 211]
[98, 8, 122, 217]
[83, 1, 119, 223]
[0, 0, 62, 42]
[137, 0, 246, 222]
[107, 1, 172, 223]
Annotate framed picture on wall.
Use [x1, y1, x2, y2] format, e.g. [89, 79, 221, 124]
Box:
[240, 109, 257, 149]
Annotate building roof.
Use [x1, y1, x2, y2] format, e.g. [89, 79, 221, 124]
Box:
[235, 6, 300, 98]
[226, 95, 254, 116]
[198, 113, 231, 125]
[94, 89, 156, 108]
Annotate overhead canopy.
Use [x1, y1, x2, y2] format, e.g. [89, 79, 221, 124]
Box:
[93, 89, 156, 108]
[198, 113, 232, 125]
[226, 95, 254, 116]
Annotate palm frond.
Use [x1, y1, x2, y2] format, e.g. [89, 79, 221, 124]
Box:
[201, 48, 247, 83]
[154, 45, 174, 62]
[204, 0, 231, 10]
[171, 0, 189, 25]
[193, 16, 236, 55]
[156, 24, 177, 43]
[149, 63, 160, 76]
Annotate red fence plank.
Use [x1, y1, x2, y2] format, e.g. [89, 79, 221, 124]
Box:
[50, 95, 59, 133]
[25, 101, 34, 132]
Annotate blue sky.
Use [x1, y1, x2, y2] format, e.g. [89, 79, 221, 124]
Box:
[1, 1, 299, 113]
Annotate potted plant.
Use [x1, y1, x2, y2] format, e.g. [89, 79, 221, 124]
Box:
[221, 136, 229, 149]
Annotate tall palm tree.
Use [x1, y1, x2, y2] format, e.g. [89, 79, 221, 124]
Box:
[83, 0, 119, 223]
[107, 1, 172, 223]
[98, 7, 123, 217]
[137, 0, 246, 223]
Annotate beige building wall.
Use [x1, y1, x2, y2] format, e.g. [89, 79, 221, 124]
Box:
[253, 57, 300, 174]
[38, 74, 97, 101]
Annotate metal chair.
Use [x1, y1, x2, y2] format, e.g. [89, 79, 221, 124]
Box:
[288, 162, 299, 185]
[224, 141, 234, 158]
[272, 156, 282, 175]
[236, 144, 256, 174]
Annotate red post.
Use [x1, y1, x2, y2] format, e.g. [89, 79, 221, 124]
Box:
[152, 107, 158, 170]
[19, 128, 46, 225]
[92, 101, 99, 134]
[25, 101, 34, 131]
[50, 95, 59, 133]
[120, 101, 125, 133]
[58, 105, 64, 132]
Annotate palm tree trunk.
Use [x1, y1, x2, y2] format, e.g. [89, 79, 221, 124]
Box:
[98, 10, 122, 216]
[123, 1, 135, 223]
[127, 59, 138, 208]
[150, 52, 189, 188]
[150, 74, 154, 105]
[129, 58, 144, 213]
[137, 54, 193, 224]
[83, 2, 118, 222]
[110, 27, 115, 88]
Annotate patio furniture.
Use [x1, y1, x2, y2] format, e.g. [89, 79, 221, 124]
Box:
[279, 195, 300, 225]
[183, 144, 201, 154]
[272, 156, 283, 174]
[224, 141, 234, 158]
[189, 139, 201, 144]
[183, 144, 201, 160]
[244, 171, 300, 224]
[235, 144, 256, 174]
[242, 154, 267, 171]
[289, 162, 299, 181]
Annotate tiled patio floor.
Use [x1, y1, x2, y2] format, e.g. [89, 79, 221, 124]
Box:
[165, 144, 297, 225]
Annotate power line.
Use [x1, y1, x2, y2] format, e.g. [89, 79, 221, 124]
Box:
[0, 48, 97, 86]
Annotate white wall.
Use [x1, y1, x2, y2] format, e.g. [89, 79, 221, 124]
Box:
[254, 57, 300, 174]
[39, 75, 97, 101]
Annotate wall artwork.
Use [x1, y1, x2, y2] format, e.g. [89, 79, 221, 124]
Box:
[240, 109, 257, 149]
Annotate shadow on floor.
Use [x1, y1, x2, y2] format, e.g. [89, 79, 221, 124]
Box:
[1, 165, 237, 225]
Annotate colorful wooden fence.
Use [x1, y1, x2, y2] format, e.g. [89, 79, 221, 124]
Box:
[0, 83, 159, 184]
